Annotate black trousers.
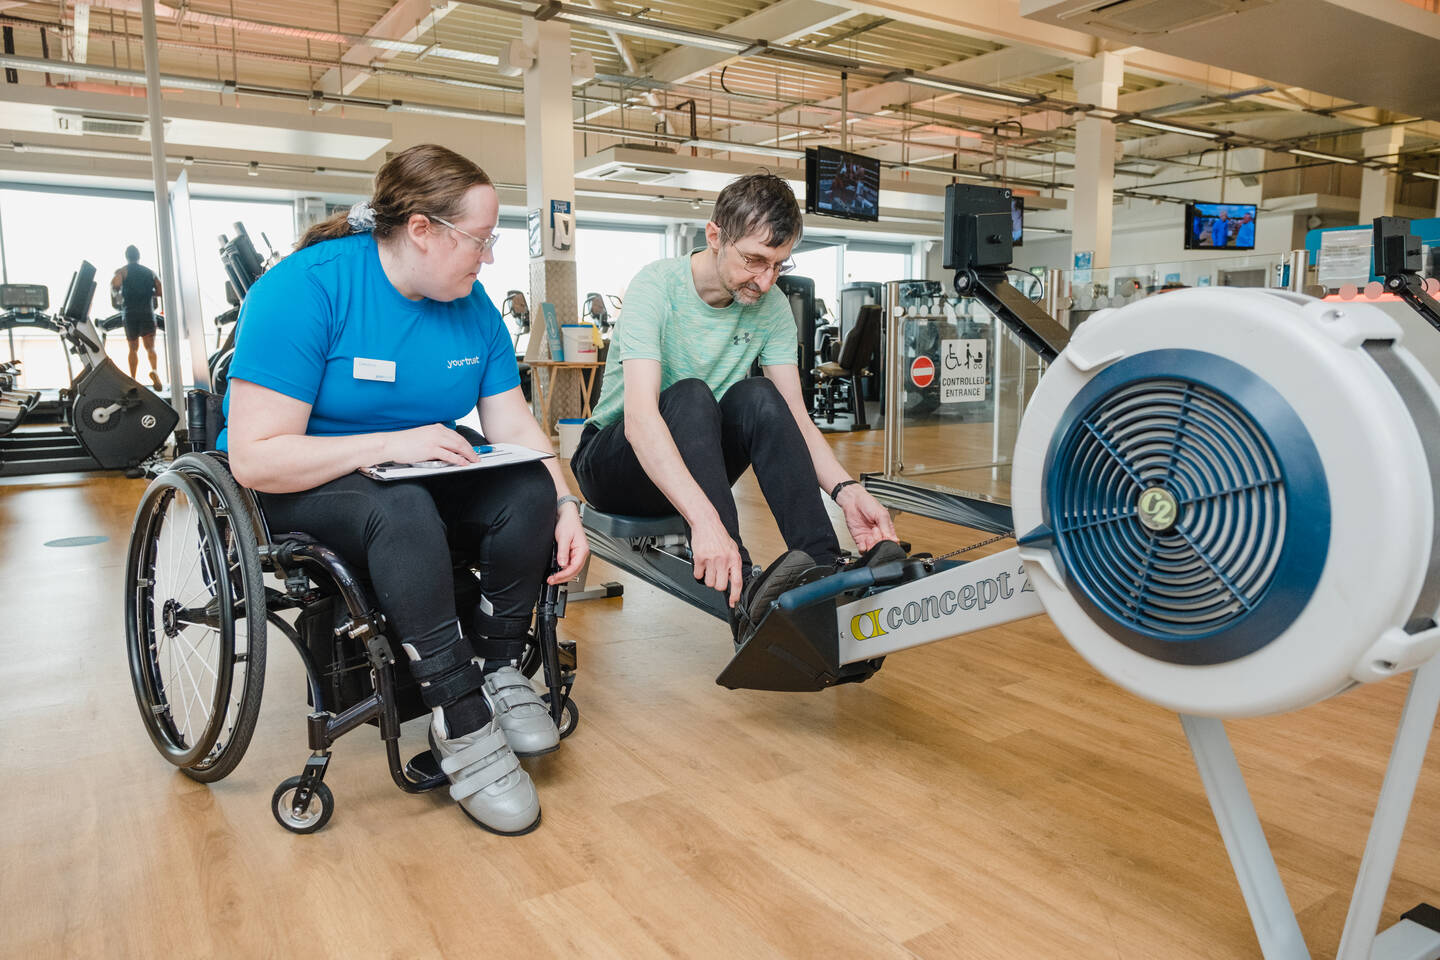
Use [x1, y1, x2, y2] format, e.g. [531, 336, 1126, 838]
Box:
[571, 377, 840, 568]
[258, 462, 556, 660]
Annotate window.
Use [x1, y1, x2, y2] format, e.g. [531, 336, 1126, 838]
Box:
[843, 245, 911, 286]
[188, 197, 296, 345]
[477, 222, 530, 323]
[791, 244, 841, 323]
[575, 225, 666, 320]
[0, 188, 160, 387]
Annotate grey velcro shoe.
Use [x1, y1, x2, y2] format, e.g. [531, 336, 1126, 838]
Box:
[430, 714, 541, 835]
[482, 665, 560, 757]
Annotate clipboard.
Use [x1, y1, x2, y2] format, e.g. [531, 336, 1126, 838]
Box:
[359, 442, 553, 481]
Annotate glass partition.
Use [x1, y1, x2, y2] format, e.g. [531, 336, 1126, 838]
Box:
[880, 279, 1044, 510]
[873, 251, 1302, 525]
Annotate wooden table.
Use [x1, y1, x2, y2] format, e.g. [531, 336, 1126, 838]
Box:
[527, 359, 604, 434]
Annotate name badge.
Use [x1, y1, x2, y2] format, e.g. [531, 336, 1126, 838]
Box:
[353, 357, 396, 382]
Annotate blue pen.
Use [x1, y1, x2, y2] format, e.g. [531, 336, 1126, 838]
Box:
[474, 445, 494, 454]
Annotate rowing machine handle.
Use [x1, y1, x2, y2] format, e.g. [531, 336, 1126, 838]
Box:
[774, 561, 907, 612]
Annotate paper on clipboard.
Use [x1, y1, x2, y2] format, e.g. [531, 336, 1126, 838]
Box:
[359, 442, 553, 481]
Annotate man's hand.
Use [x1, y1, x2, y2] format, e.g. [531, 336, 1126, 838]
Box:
[837, 484, 898, 553]
[689, 515, 745, 607]
[549, 501, 589, 584]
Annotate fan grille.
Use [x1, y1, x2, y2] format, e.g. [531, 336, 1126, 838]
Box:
[1042, 351, 1329, 665]
[1053, 377, 1283, 634]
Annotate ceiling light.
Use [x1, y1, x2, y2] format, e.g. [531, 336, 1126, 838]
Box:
[386, 100, 525, 124]
[688, 138, 806, 159]
[1125, 117, 1221, 140]
[1288, 147, 1357, 165]
[887, 71, 1034, 105]
[1410, 171, 1440, 181]
[0, 53, 228, 92]
[426, 47, 502, 66]
[886, 161, 987, 181]
[550, 9, 753, 54]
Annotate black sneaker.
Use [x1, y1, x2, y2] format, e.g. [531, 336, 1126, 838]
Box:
[732, 549, 815, 646]
[857, 539, 907, 568]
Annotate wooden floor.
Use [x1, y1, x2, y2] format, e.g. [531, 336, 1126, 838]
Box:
[1, 431, 1437, 959]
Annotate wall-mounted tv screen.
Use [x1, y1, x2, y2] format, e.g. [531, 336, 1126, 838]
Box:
[1185, 202, 1257, 251]
[1011, 195, 1024, 247]
[805, 147, 880, 222]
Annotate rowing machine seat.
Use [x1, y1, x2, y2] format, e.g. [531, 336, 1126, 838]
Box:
[580, 507, 688, 540]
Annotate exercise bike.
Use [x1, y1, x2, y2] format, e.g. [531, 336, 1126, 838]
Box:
[582, 190, 1440, 959]
[0, 263, 178, 477]
[209, 222, 275, 396]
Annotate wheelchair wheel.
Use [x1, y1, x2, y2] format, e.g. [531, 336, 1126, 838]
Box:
[271, 776, 333, 834]
[541, 693, 579, 740]
[125, 454, 266, 781]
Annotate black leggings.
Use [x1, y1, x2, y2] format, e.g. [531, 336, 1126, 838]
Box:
[571, 377, 840, 568]
[258, 462, 556, 661]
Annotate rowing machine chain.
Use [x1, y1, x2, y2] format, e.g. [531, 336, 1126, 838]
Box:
[928, 530, 1015, 564]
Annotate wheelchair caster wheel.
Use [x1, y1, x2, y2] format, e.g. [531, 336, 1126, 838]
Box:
[272, 776, 334, 834]
[542, 694, 579, 740]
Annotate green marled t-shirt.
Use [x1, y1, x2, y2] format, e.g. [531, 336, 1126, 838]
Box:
[585, 255, 799, 430]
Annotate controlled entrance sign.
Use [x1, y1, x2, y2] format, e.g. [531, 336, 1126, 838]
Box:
[910, 355, 935, 388]
[941, 338, 987, 403]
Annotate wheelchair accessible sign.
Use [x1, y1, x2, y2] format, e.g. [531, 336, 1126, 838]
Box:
[940, 339, 987, 403]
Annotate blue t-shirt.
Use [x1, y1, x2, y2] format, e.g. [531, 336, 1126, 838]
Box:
[219, 233, 517, 448]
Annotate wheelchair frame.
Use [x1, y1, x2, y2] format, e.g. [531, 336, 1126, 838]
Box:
[125, 449, 578, 834]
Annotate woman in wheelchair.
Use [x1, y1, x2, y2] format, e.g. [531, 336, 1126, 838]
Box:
[222, 143, 588, 835]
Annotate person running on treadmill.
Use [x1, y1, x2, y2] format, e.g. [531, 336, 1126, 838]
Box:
[570, 173, 900, 641]
[112, 245, 163, 390]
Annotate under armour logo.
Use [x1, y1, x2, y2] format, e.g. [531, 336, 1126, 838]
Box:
[732, 332, 753, 345]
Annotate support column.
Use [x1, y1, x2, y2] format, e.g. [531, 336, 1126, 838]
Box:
[1359, 127, 1404, 225]
[522, 17, 579, 434]
[1071, 52, 1123, 273]
[142, 0, 186, 414]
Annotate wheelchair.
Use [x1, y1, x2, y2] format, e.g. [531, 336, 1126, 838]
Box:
[122, 405, 579, 834]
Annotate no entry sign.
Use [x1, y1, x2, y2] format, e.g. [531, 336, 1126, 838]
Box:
[911, 355, 935, 388]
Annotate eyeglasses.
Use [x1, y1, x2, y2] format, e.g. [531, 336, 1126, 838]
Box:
[430, 215, 500, 252]
[735, 251, 796, 278]
[722, 234, 794, 278]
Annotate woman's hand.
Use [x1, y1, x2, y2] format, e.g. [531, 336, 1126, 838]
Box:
[376, 424, 480, 466]
[837, 485, 898, 553]
[549, 501, 590, 584]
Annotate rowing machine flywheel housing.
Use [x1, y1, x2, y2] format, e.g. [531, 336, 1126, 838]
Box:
[1012, 289, 1440, 716]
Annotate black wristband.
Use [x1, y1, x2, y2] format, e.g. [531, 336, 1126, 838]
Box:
[830, 479, 859, 502]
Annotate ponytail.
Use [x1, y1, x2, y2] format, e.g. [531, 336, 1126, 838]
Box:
[297, 211, 355, 251]
[295, 144, 492, 252]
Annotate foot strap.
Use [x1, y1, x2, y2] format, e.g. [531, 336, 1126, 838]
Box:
[408, 639, 485, 710]
[472, 611, 531, 662]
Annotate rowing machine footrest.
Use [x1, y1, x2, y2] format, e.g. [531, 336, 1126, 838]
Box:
[716, 580, 883, 692]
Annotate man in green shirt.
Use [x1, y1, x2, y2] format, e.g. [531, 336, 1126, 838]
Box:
[571, 173, 898, 632]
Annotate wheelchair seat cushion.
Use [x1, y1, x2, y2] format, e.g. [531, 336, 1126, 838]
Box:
[581, 504, 689, 539]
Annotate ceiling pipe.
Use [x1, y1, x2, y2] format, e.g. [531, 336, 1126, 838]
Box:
[585, 0, 672, 135]
[80, 0, 500, 65]
[6, 6, 1426, 186]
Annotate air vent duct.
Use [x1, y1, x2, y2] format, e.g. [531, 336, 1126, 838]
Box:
[54, 112, 151, 139]
[592, 164, 679, 185]
[1056, 0, 1272, 36]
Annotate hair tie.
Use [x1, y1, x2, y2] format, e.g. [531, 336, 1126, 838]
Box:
[347, 200, 376, 233]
